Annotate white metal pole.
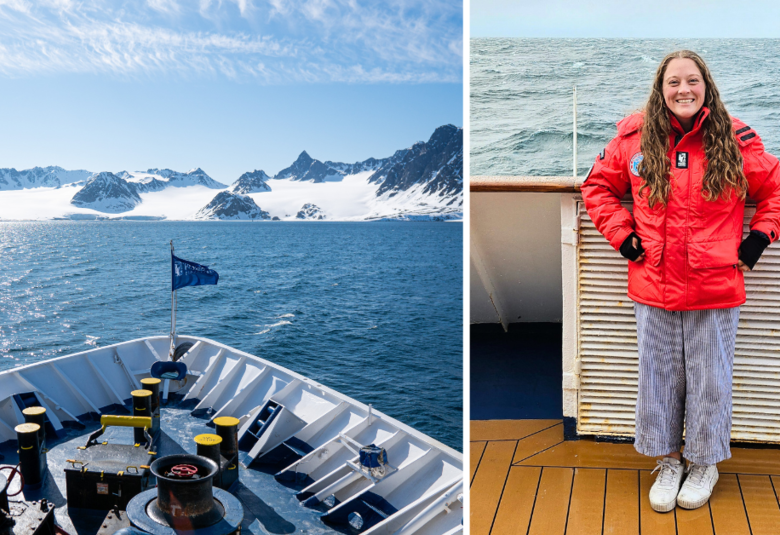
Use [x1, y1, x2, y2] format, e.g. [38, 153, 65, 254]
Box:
[573, 86, 578, 178]
[170, 240, 176, 360]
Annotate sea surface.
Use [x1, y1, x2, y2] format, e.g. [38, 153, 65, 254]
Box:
[0, 221, 462, 450]
[471, 39, 780, 176]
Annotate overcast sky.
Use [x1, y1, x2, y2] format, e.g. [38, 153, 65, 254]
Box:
[0, 0, 462, 182]
[471, 0, 780, 38]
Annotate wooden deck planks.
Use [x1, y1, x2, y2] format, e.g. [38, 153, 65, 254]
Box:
[515, 437, 655, 470]
[471, 441, 487, 483]
[602, 469, 639, 535]
[471, 419, 561, 442]
[526, 467, 574, 535]
[739, 474, 780, 535]
[565, 468, 606, 535]
[470, 420, 780, 534]
[491, 467, 541, 534]
[469, 440, 517, 535]
[719, 448, 780, 476]
[675, 503, 714, 535]
[638, 471, 676, 535]
[512, 424, 564, 464]
[709, 473, 751, 535]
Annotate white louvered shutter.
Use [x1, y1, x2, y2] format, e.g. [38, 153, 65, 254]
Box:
[577, 202, 780, 442]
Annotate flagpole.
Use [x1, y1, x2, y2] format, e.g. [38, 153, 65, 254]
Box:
[170, 240, 176, 360]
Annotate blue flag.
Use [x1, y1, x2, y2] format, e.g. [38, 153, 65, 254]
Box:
[172, 254, 219, 291]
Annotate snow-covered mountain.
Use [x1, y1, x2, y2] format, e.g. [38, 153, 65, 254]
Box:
[196, 191, 270, 220]
[228, 170, 272, 194]
[121, 168, 226, 191]
[275, 152, 347, 183]
[0, 124, 462, 221]
[296, 203, 326, 220]
[370, 124, 463, 201]
[70, 172, 142, 213]
[0, 166, 92, 191]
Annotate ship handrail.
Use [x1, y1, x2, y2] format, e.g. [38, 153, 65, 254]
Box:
[470, 175, 584, 192]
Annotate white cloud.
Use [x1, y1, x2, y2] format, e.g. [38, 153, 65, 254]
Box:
[268, 0, 288, 16]
[229, 0, 251, 16]
[0, 0, 461, 83]
[0, 0, 30, 12]
[301, 0, 331, 22]
[147, 0, 180, 15]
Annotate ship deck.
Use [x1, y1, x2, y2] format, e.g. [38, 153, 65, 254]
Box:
[0, 336, 462, 535]
[470, 419, 780, 535]
[0, 399, 338, 535]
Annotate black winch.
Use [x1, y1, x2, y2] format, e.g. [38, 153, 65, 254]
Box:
[126, 454, 242, 535]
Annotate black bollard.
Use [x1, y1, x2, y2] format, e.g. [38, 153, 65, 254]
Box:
[15, 423, 44, 488]
[22, 406, 47, 471]
[140, 378, 161, 436]
[22, 406, 46, 445]
[131, 390, 153, 445]
[195, 434, 223, 488]
[213, 417, 239, 488]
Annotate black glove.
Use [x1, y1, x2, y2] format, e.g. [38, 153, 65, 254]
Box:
[619, 232, 645, 261]
[739, 230, 771, 270]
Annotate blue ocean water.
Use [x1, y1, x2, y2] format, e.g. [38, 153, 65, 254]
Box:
[471, 39, 780, 176]
[0, 221, 462, 450]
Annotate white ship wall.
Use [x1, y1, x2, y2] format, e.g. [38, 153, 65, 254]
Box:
[470, 192, 563, 326]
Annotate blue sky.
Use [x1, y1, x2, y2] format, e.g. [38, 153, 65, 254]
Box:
[0, 0, 462, 183]
[472, 0, 780, 38]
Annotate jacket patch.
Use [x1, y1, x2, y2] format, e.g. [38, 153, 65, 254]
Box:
[735, 125, 751, 135]
[676, 152, 688, 169]
[599, 148, 605, 160]
[629, 152, 643, 177]
[741, 132, 757, 142]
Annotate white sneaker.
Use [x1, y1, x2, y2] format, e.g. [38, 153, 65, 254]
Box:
[649, 457, 685, 512]
[677, 463, 718, 510]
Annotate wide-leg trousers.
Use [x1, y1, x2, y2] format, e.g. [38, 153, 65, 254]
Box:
[633, 302, 740, 465]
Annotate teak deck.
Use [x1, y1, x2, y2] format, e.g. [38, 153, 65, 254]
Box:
[471, 420, 780, 535]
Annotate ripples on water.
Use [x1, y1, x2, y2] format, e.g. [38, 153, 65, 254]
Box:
[0, 221, 463, 450]
[471, 39, 780, 176]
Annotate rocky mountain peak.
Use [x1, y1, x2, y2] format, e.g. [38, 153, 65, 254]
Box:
[70, 171, 142, 213]
[229, 170, 272, 194]
[196, 191, 271, 220]
[296, 203, 326, 220]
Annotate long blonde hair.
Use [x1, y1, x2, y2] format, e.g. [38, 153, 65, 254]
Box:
[638, 50, 747, 207]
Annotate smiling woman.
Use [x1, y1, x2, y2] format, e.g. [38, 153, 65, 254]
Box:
[582, 49, 780, 513]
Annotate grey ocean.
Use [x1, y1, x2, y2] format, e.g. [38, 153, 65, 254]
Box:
[471, 39, 780, 176]
[0, 221, 462, 450]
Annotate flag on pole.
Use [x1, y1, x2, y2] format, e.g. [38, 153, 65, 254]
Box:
[172, 254, 219, 291]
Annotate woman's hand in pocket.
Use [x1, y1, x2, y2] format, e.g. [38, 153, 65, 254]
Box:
[632, 237, 645, 262]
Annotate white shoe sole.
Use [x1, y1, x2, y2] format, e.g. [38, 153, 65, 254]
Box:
[677, 472, 719, 510]
[650, 496, 677, 513]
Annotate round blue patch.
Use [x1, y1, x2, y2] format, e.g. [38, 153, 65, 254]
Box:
[630, 153, 643, 177]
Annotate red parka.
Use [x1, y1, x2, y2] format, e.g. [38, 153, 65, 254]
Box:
[582, 108, 780, 311]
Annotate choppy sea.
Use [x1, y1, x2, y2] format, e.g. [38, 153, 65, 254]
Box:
[471, 38, 780, 176]
[0, 221, 462, 450]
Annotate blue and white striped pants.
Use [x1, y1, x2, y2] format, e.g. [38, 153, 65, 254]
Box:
[633, 302, 740, 465]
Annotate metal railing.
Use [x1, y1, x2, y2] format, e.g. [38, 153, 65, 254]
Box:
[470, 175, 585, 192]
